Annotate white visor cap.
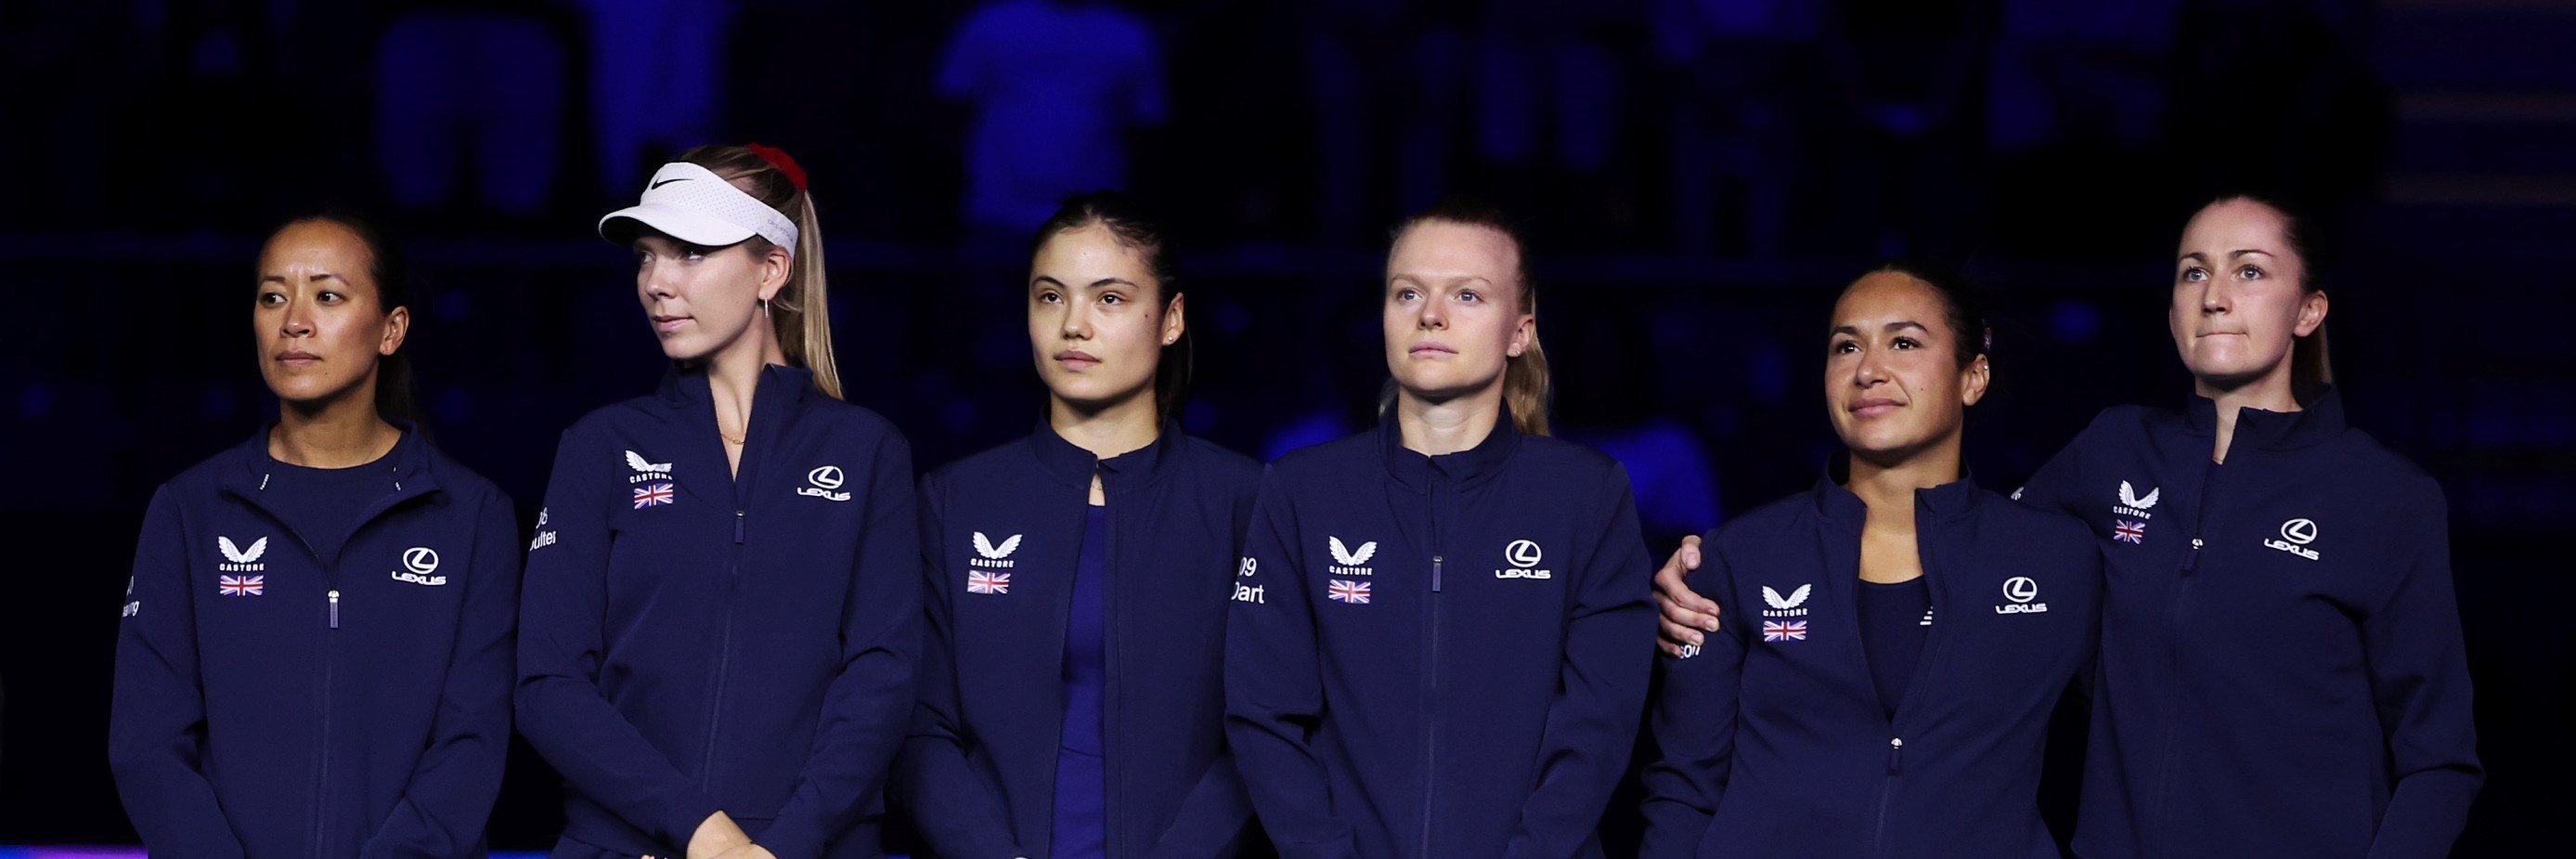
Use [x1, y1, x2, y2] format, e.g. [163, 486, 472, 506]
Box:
[598, 162, 799, 253]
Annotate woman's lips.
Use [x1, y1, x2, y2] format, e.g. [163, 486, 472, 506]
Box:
[1848, 397, 1902, 417]
[1055, 349, 1101, 370]
[653, 315, 693, 332]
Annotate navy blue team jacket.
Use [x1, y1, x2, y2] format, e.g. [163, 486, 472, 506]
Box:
[1224, 411, 1655, 859]
[2015, 389, 2480, 858]
[111, 424, 520, 858]
[1636, 472, 2102, 858]
[901, 422, 1262, 859]
[516, 365, 920, 859]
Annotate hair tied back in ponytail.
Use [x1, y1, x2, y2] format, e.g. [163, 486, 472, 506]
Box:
[744, 143, 807, 191]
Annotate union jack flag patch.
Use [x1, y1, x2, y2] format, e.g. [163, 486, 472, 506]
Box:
[1762, 619, 1806, 642]
[967, 570, 1011, 594]
[2113, 520, 2146, 544]
[1327, 579, 1370, 605]
[632, 482, 676, 509]
[218, 575, 265, 597]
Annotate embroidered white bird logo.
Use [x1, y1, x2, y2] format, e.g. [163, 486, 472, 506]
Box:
[1328, 537, 1378, 566]
[217, 537, 268, 564]
[973, 531, 1023, 560]
[2118, 481, 2160, 510]
[1761, 583, 1812, 610]
[625, 450, 672, 475]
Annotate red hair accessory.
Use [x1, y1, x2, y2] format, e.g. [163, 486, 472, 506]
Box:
[744, 142, 808, 191]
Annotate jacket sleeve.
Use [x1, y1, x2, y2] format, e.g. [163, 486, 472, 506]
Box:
[1146, 754, 1254, 859]
[1500, 466, 1656, 859]
[897, 470, 1026, 859]
[759, 431, 924, 859]
[361, 487, 522, 858]
[1635, 537, 1745, 859]
[2013, 410, 2104, 522]
[2362, 489, 2482, 859]
[514, 428, 720, 852]
[109, 486, 248, 859]
[1144, 476, 1263, 859]
[1223, 469, 1357, 859]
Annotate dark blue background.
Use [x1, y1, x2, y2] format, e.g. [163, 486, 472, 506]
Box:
[4, 0, 2568, 852]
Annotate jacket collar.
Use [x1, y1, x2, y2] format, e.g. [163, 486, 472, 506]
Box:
[1379, 403, 1521, 493]
[216, 419, 442, 565]
[219, 418, 438, 501]
[2183, 385, 2346, 449]
[1028, 417, 1184, 491]
[1810, 453, 1981, 527]
[659, 361, 817, 417]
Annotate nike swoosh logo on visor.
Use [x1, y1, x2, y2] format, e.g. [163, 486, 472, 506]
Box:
[649, 177, 693, 189]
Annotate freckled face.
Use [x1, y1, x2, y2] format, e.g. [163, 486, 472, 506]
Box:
[1383, 220, 1532, 401]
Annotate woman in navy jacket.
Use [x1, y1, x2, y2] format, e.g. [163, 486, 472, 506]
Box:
[901, 191, 1262, 859]
[1224, 201, 1655, 859]
[1651, 197, 2481, 856]
[111, 213, 520, 858]
[516, 145, 919, 859]
[1636, 265, 2102, 858]
[2016, 196, 2480, 857]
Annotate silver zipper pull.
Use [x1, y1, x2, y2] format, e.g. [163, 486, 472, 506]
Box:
[328, 590, 341, 630]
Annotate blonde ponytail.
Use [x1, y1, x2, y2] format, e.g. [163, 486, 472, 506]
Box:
[1505, 332, 1551, 436]
[773, 191, 841, 399]
[677, 143, 844, 399]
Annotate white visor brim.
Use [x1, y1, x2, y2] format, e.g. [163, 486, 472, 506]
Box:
[597, 162, 798, 252]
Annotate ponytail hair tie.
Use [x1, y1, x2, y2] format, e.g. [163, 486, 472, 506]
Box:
[744, 142, 808, 192]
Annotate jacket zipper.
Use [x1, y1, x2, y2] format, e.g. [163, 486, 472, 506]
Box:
[1419, 477, 1444, 859]
[1097, 465, 1124, 856]
[284, 522, 331, 859]
[235, 472, 421, 859]
[702, 507, 744, 786]
[1871, 736, 1904, 856]
[2155, 454, 2223, 858]
[312, 588, 338, 859]
[1868, 508, 1949, 858]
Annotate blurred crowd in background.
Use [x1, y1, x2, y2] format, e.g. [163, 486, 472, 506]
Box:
[3, 0, 2570, 850]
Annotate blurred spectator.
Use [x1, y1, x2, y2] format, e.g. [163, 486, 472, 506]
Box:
[1817, 0, 1999, 257]
[1299, 0, 1469, 243]
[1472, 0, 1648, 243]
[1651, 0, 1823, 255]
[1987, 0, 2177, 156]
[1473, 1, 1637, 174]
[938, 0, 1168, 233]
[375, 1, 575, 218]
[582, 0, 730, 196]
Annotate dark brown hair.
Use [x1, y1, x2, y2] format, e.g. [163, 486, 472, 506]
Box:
[2201, 193, 2333, 400]
[1032, 190, 1192, 418]
[270, 211, 420, 422]
[1858, 259, 1991, 371]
